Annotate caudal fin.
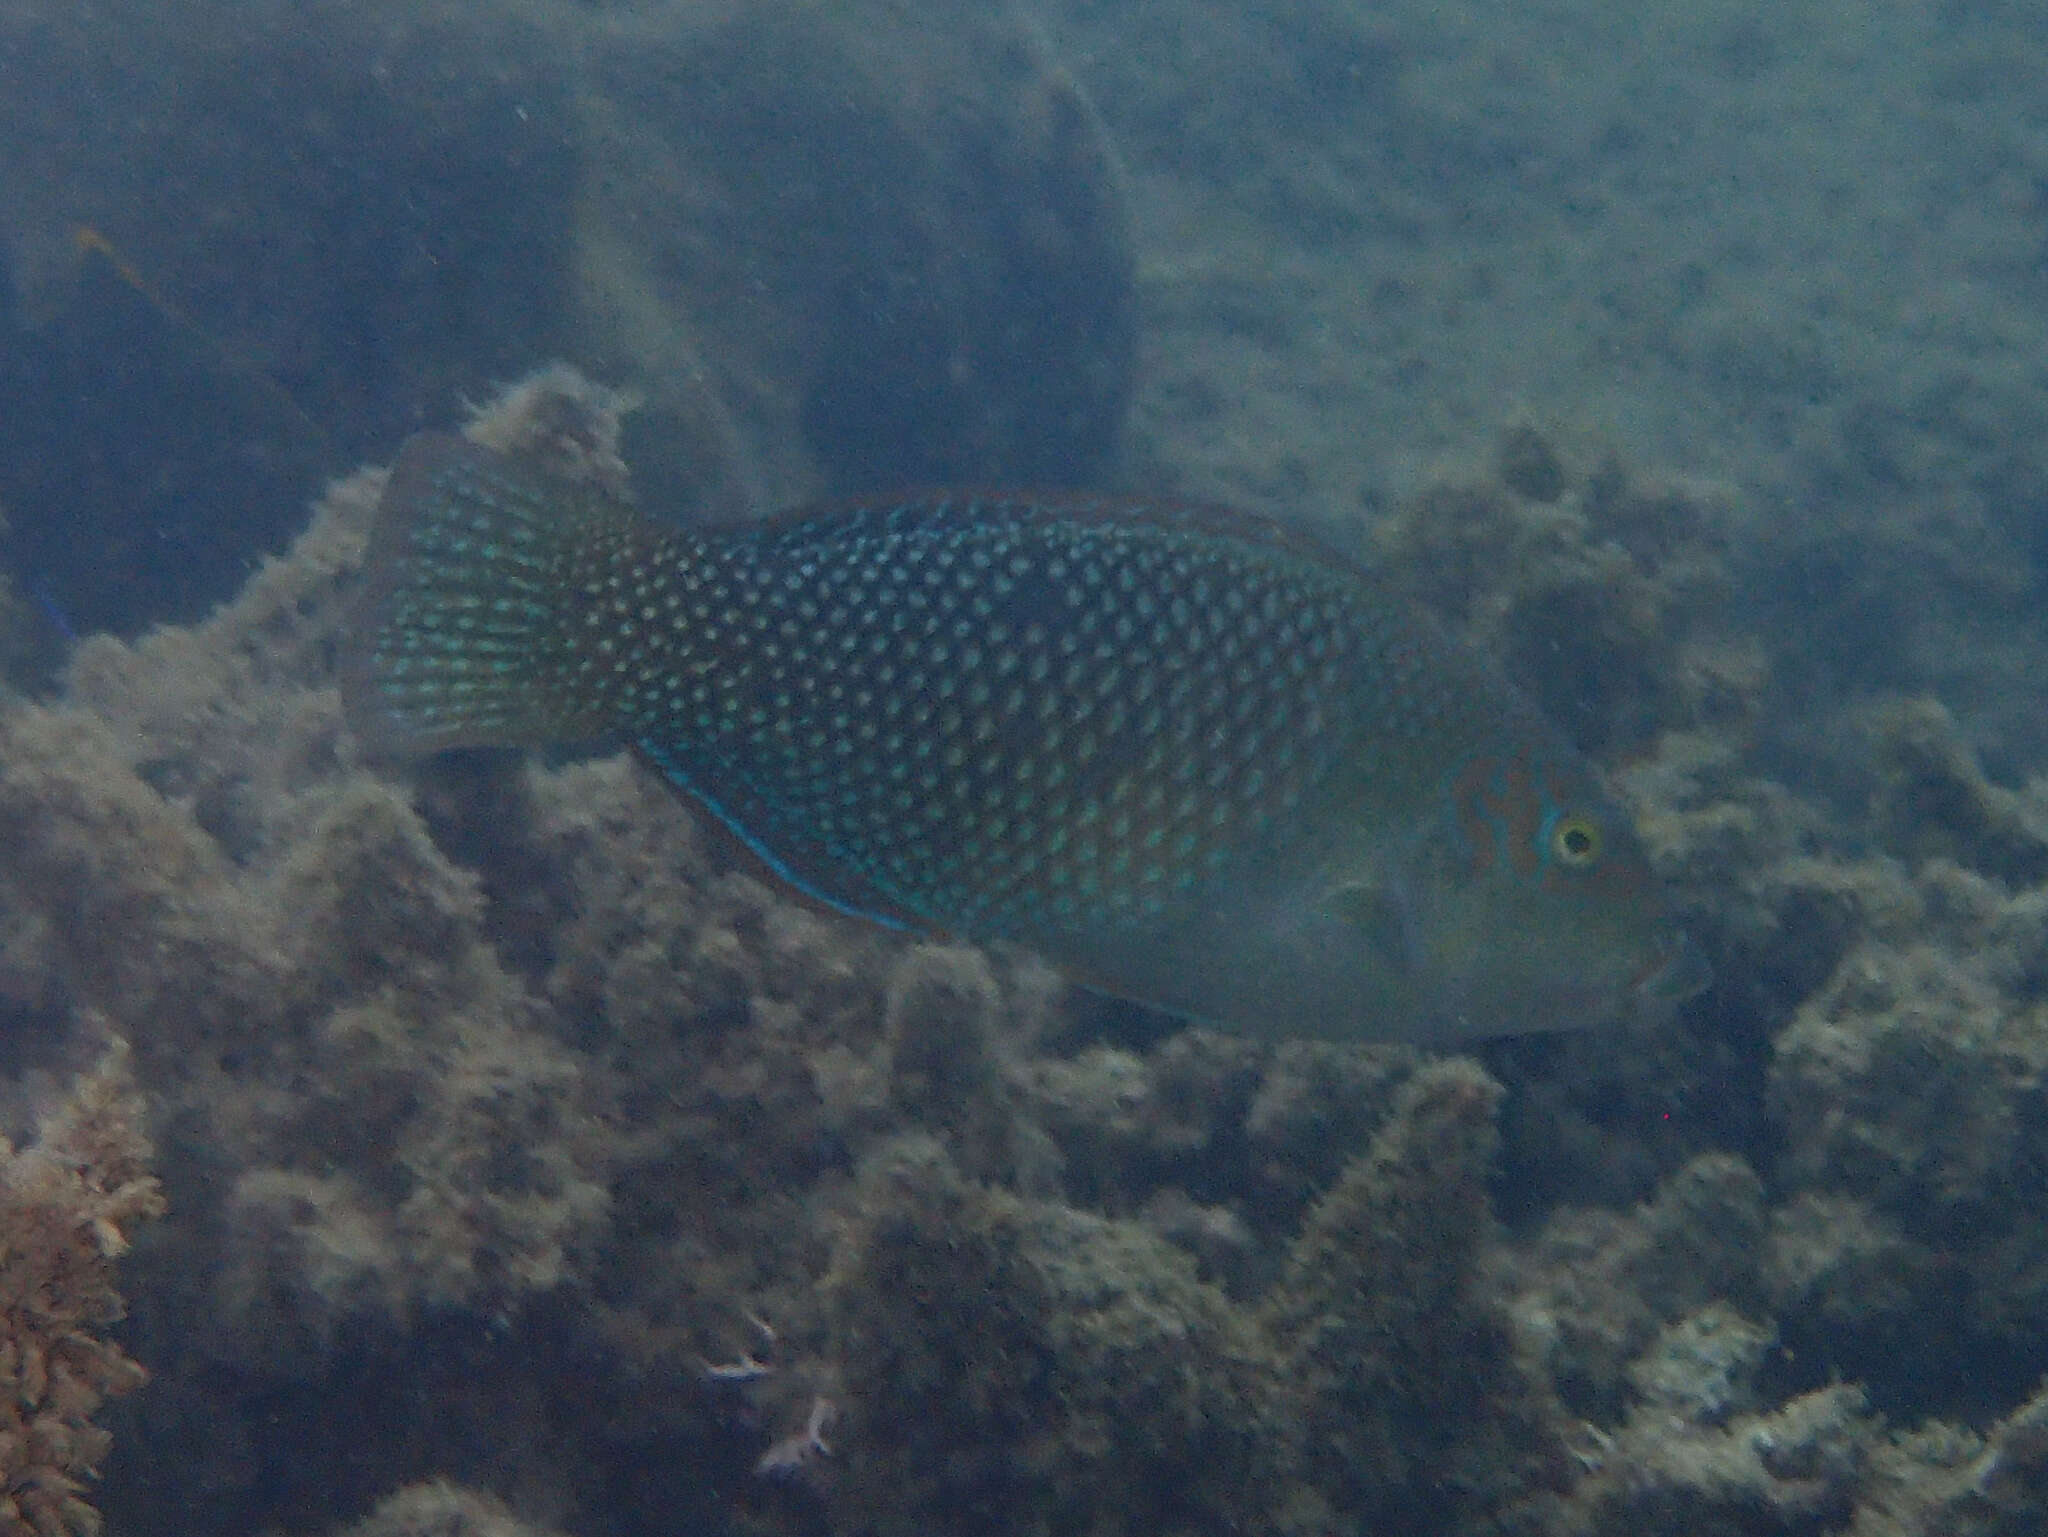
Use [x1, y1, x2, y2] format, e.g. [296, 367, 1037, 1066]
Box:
[341, 433, 628, 755]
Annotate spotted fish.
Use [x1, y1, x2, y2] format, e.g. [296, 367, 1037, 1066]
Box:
[343, 433, 1709, 1042]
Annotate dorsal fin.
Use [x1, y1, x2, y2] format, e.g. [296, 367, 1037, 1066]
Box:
[737, 487, 1373, 581]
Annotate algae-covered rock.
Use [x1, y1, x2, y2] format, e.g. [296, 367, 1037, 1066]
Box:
[1265, 1060, 1571, 1531]
[1508, 1154, 1768, 1422]
[15, 363, 2048, 1537]
[1767, 924, 2048, 1410]
[826, 1136, 1289, 1537]
[827, 1060, 1573, 1536]
[332, 1480, 573, 1537]
[1567, 1383, 1873, 1536]
[1369, 431, 1736, 758]
[1626, 1304, 1775, 1426]
[1862, 696, 2048, 887]
[1848, 1382, 2048, 1537]
[1773, 943, 2025, 1215]
[1021, 1030, 1267, 1214]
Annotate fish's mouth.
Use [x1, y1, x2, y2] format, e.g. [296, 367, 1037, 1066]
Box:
[1634, 930, 1713, 1007]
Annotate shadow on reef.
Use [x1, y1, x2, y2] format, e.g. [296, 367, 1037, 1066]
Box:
[0, 240, 346, 640]
[0, 0, 1134, 641]
[105, 1298, 827, 1537]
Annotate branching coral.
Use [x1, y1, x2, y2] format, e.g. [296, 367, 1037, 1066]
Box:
[0, 1035, 163, 1537]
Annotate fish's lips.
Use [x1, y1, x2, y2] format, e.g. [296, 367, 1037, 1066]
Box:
[1635, 929, 1713, 1008]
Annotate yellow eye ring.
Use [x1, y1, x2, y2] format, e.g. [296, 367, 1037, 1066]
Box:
[1551, 813, 1603, 867]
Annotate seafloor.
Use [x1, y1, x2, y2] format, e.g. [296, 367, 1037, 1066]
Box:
[2, 1, 2048, 1535]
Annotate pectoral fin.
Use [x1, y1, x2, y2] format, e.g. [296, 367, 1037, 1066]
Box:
[1319, 878, 1421, 975]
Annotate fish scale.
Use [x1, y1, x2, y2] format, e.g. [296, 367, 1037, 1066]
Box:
[345, 433, 1709, 1042]
[580, 499, 1366, 939]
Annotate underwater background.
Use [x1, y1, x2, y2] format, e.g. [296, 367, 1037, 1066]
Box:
[1, 0, 2047, 1533]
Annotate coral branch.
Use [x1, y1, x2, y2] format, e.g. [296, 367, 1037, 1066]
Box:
[0, 1035, 163, 1537]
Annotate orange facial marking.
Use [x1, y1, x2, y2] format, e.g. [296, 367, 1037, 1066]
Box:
[1450, 756, 1500, 874]
[1452, 755, 1543, 878]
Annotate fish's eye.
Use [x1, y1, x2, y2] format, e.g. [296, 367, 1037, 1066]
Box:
[1550, 812, 1603, 867]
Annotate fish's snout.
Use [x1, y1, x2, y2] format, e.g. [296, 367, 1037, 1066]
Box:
[1636, 929, 1713, 1008]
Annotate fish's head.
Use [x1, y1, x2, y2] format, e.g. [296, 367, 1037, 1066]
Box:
[1369, 747, 1709, 1039]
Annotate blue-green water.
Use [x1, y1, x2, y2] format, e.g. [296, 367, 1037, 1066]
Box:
[0, 2, 2045, 1534]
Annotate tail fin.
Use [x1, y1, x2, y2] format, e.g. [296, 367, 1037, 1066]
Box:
[342, 434, 630, 755]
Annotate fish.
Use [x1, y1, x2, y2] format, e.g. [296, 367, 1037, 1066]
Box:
[342, 433, 1710, 1043]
